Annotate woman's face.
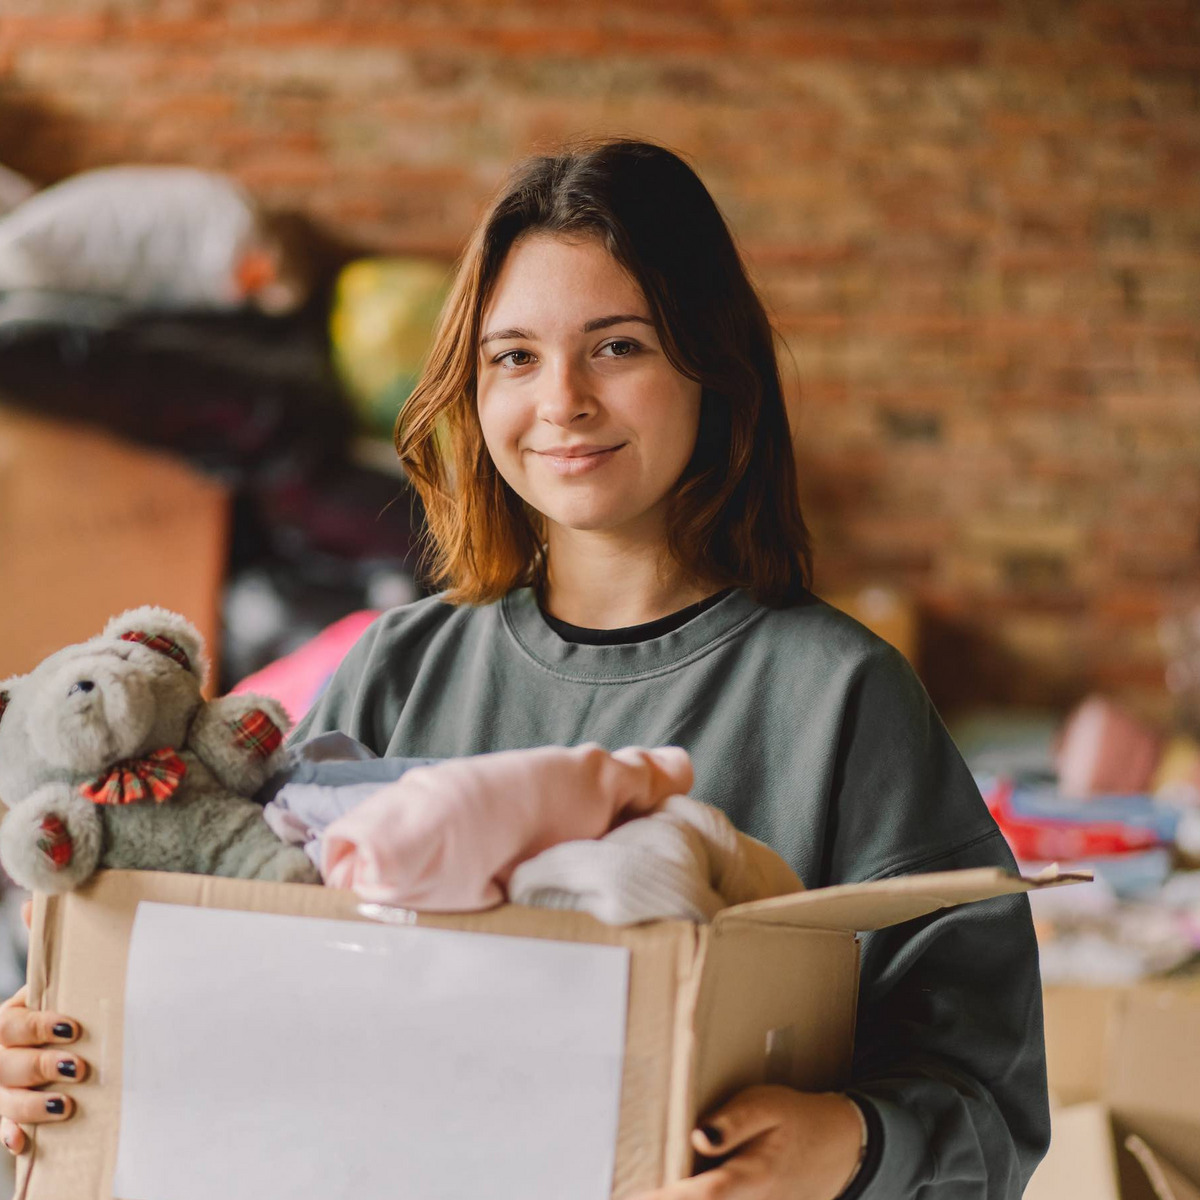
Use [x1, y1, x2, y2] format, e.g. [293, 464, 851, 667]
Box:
[476, 233, 702, 542]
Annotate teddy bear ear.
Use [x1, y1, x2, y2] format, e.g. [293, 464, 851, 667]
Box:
[101, 606, 208, 685]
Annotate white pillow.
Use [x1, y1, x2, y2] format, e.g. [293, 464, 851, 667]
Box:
[0, 165, 304, 312]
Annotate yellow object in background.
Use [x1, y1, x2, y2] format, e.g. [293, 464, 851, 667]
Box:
[1153, 735, 1200, 806]
[329, 257, 451, 438]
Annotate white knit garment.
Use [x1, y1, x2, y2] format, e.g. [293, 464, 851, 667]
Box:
[508, 793, 803, 925]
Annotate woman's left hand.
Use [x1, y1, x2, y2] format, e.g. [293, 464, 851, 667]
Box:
[631, 1085, 864, 1200]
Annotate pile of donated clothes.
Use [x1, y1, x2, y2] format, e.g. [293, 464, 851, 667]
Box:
[223, 612, 801, 924]
[956, 693, 1200, 985]
[257, 732, 804, 925]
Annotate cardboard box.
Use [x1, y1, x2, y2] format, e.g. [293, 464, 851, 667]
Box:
[18, 866, 1082, 1200]
[0, 404, 228, 688]
[1028, 982, 1200, 1200]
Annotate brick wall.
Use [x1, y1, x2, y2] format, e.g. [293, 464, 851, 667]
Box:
[2, 0, 1198, 718]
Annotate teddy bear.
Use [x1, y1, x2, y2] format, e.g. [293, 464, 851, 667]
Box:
[0, 605, 320, 893]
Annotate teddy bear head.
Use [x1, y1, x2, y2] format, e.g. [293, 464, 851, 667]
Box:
[0, 606, 208, 809]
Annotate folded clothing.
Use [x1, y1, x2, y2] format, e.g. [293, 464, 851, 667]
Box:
[982, 777, 1170, 860]
[509, 793, 803, 924]
[321, 742, 694, 909]
[258, 732, 440, 865]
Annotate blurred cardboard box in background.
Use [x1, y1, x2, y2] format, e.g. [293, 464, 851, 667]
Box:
[1029, 981, 1200, 1200]
[0, 405, 227, 688]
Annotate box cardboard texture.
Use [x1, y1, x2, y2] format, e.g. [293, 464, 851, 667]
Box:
[1028, 983, 1200, 1200]
[18, 866, 1083, 1200]
[0, 404, 228, 687]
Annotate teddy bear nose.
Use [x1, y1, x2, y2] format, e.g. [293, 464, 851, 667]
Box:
[68, 680, 95, 696]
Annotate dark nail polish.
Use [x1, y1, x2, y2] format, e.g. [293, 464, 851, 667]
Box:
[56, 1060, 76, 1079]
[52, 1023, 74, 1039]
[45, 1098, 65, 1115]
[701, 1123, 723, 1147]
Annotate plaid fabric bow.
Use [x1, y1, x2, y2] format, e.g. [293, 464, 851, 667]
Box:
[80, 747, 187, 806]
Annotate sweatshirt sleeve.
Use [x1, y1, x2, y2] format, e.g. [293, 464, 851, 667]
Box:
[822, 643, 1051, 1199]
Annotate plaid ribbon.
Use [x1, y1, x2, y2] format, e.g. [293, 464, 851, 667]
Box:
[229, 709, 284, 759]
[119, 630, 192, 673]
[80, 746, 187, 806]
[37, 815, 73, 870]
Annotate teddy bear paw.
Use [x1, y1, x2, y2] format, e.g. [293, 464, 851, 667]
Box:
[0, 785, 103, 893]
[187, 694, 292, 797]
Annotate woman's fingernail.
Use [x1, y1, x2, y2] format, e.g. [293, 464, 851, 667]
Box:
[700, 1123, 723, 1147]
[45, 1098, 65, 1115]
[56, 1060, 76, 1079]
[52, 1022, 74, 1039]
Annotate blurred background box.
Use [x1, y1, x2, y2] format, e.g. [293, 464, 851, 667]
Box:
[1030, 981, 1200, 1200]
[0, 403, 228, 687]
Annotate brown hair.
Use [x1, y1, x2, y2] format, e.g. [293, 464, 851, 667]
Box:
[397, 137, 812, 606]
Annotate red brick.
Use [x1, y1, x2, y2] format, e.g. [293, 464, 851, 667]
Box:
[3, 0, 1198, 716]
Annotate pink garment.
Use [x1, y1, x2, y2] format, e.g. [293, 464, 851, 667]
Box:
[321, 743, 694, 909]
[1056, 696, 1164, 798]
[231, 610, 380, 724]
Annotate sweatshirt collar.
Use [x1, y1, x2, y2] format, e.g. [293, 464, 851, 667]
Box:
[500, 586, 766, 682]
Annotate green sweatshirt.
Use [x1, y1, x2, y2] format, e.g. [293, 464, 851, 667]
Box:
[288, 586, 1050, 1198]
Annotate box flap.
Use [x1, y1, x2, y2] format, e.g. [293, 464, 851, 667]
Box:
[662, 926, 709, 1185]
[714, 866, 1092, 933]
[1024, 1102, 1121, 1200]
[1126, 1136, 1200, 1200]
[1106, 985, 1200, 1188]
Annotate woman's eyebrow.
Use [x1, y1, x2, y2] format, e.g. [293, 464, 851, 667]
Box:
[582, 313, 654, 333]
[479, 314, 653, 347]
[479, 326, 531, 347]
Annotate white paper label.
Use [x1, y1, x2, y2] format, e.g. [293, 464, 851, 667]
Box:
[114, 903, 630, 1200]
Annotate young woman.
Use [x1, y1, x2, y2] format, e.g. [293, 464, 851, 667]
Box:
[0, 139, 1049, 1199]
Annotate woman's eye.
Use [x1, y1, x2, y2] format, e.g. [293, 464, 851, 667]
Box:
[495, 349, 534, 368]
[602, 340, 639, 357]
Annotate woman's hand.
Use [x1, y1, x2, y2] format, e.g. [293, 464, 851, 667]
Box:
[0, 900, 88, 1155]
[632, 1086, 864, 1200]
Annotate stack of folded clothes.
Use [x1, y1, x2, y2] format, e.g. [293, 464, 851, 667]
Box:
[258, 732, 804, 925]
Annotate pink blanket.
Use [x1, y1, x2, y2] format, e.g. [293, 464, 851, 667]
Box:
[321, 743, 693, 909]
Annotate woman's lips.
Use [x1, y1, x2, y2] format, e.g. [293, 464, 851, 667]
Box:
[534, 445, 625, 476]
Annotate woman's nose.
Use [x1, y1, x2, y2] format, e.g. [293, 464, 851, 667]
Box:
[536, 360, 597, 425]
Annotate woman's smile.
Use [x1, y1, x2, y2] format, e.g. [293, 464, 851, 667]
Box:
[531, 443, 626, 476]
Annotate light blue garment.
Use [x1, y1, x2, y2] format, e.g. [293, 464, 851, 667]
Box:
[973, 772, 1180, 843]
[258, 732, 441, 867]
[256, 731, 440, 803]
